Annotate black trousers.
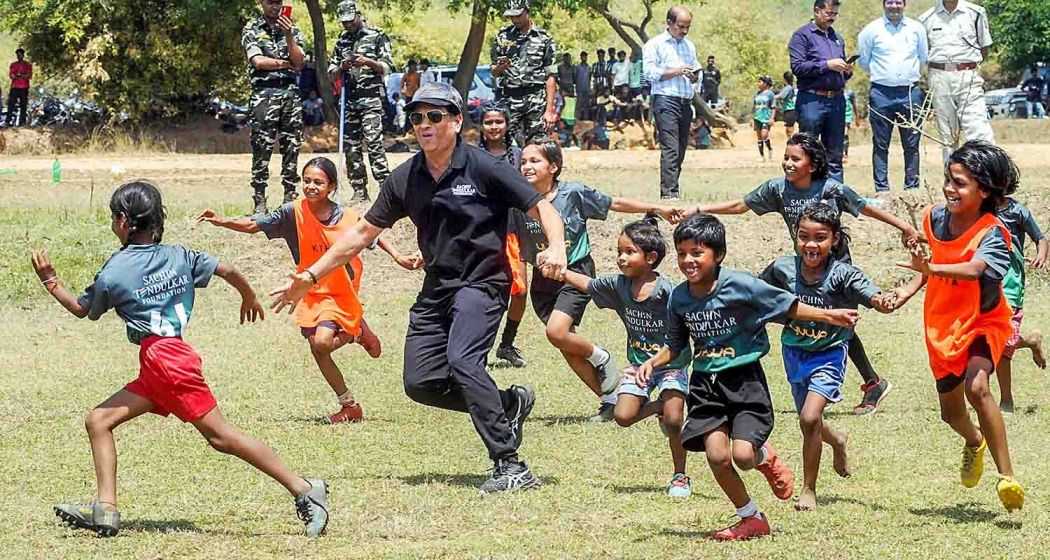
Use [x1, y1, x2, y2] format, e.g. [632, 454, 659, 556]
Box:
[652, 94, 691, 198]
[6, 88, 28, 126]
[403, 286, 517, 461]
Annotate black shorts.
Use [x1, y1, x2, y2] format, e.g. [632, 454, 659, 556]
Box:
[936, 337, 993, 394]
[680, 360, 774, 453]
[529, 256, 594, 326]
[753, 119, 771, 131]
[782, 109, 798, 127]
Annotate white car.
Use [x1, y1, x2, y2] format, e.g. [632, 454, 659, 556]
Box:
[985, 87, 1027, 119]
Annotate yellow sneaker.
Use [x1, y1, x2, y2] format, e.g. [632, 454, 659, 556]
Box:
[960, 438, 987, 488]
[997, 476, 1025, 512]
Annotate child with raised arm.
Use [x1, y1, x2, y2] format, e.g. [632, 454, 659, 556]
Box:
[33, 181, 329, 538]
[890, 142, 1025, 512]
[198, 157, 421, 423]
[759, 202, 897, 511]
[516, 139, 680, 422]
[556, 217, 692, 497]
[637, 213, 860, 540]
[685, 132, 919, 415]
[994, 195, 1048, 412]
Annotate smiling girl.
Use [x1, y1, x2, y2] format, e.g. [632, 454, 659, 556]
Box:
[685, 132, 919, 415]
[889, 141, 1025, 512]
[760, 202, 897, 511]
[198, 157, 421, 423]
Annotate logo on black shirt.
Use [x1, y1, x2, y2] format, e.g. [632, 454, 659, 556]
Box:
[452, 184, 478, 197]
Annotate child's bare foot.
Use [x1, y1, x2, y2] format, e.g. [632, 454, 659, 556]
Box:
[830, 433, 851, 478]
[1028, 331, 1046, 369]
[1000, 401, 1015, 415]
[357, 320, 382, 358]
[795, 487, 817, 511]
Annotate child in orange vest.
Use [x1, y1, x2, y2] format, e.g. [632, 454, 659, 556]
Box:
[198, 157, 422, 423]
[890, 141, 1024, 512]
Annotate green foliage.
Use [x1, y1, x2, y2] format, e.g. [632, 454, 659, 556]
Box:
[985, 0, 1050, 75]
[0, 0, 258, 119]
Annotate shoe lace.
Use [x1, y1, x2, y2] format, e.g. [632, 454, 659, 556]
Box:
[296, 498, 314, 524]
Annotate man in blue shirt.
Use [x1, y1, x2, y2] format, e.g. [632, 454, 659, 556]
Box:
[643, 5, 699, 200]
[858, 0, 928, 194]
[789, 0, 852, 182]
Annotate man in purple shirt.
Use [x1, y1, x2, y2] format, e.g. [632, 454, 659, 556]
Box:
[789, 0, 853, 182]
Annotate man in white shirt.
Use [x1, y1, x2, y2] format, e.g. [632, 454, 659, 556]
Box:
[643, 6, 698, 200]
[919, 0, 994, 160]
[858, 0, 927, 193]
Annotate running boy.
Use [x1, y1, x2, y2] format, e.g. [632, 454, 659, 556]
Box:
[890, 141, 1025, 512]
[198, 157, 421, 423]
[994, 196, 1047, 412]
[33, 181, 329, 537]
[555, 218, 692, 497]
[637, 213, 860, 540]
[760, 202, 896, 511]
[685, 132, 919, 415]
[516, 139, 680, 422]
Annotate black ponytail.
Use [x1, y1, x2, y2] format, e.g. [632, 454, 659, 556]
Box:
[109, 180, 166, 246]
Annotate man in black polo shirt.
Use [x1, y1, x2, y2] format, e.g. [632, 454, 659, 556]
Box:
[271, 82, 567, 494]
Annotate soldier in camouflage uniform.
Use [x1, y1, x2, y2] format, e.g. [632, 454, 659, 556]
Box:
[491, 0, 559, 146]
[328, 0, 394, 203]
[242, 0, 307, 214]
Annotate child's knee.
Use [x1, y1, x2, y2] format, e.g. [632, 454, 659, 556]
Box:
[203, 430, 235, 454]
[964, 376, 992, 403]
[732, 447, 758, 470]
[798, 411, 822, 434]
[309, 336, 336, 356]
[613, 408, 635, 427]
[84, 409, 111, 435]
[544, 324, 568, 347]
[705, 447, 733, 471]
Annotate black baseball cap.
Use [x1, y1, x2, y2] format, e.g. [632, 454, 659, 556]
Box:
[404, 82, 463, 115]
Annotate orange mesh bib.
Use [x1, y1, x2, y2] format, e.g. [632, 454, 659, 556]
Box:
[293, 199, 364, 337]
[506, 232, 526, 297]
[922, 208, 1013, 379]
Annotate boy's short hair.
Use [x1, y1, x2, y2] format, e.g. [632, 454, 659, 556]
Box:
[622, 216, 667, 268]
[673, 213, 726, 259]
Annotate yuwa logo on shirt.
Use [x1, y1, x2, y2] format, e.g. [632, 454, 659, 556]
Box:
[452, 183, 478, 197]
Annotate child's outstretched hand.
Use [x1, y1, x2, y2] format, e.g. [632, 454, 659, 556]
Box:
[825, 309, 860, 328]
[195, 209, 223, 226]
[30, 248, 57, 283]
[1029, 254, 1047, 270]
[395, 252, 425, 271]
[900, 226, 923, 253]
[240, 292, 265, 324]
[654, 206, 683, 224]
[871, 292, 896, 314]
[897, 249, 931, 276]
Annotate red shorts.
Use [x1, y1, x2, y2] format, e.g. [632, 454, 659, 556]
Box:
[125, 336, 217, 422]
[1002, 308, 1024, 359]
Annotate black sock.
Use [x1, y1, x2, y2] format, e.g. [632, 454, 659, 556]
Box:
[765, 139, 772, 152]
[758, 142, 765, 156]
[500, 319, 520, 348]
[849, 334, 880, 384]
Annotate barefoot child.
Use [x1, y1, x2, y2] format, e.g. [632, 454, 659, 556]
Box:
[555, 218, 692, 497]
[890, 141, 1025, 512]
[198, 157, 421, 423]
[637, 213, 860, 540]
[517, 139, 680, 422]
[994, 196, 1048, 412]
[759, 202, 896, 511]
[33, 181, 329, 537]
[687, 132, 919, 415]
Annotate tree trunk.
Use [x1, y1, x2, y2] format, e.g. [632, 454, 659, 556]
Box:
[453, 0, 489, 128]
[304, 0, 337, 123]
[692, 91, 735, 129]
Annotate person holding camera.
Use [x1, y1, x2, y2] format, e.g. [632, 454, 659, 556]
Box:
[491, 0, 558, 146]
[643, 6, 698, 200]
[328, 0, 395, 203]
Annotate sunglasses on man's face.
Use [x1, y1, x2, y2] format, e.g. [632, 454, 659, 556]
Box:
[409, 110, 450, 126]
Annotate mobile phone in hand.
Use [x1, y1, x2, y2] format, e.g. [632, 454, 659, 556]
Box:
[280, 5, 292, 19]
[845, 54, 859, 64]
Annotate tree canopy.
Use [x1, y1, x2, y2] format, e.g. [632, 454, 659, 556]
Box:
[985, 0, 1050, 75]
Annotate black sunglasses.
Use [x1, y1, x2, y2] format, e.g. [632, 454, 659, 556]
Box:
[408, 110, 450, 126]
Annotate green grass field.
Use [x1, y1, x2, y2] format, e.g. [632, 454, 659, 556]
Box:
[1, 146, 1049, 559]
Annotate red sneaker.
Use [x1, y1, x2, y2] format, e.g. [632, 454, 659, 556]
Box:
[710, 514, 771, 541]
[327, 402, 364, 424]
[755, 443, 794, 500]
[357, 320, 382, 358]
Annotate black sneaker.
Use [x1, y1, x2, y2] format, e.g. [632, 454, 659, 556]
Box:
[349, 188, 371, 204]
[479, 458, 541, 494]
[506, 384, 535, 450]
[853, 378, 893, 415]
[294, 479, 330, 538]
[54, 502, 120, 537]
[587, 402, 616, 423]
[496, 345, 527, 368]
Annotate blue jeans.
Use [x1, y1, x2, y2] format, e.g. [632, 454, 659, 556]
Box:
[652, 94, 691, 198]
[797, 90, 846, 182]
[1027, 100, 1047, 119]
[869, 83, 925, 192]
